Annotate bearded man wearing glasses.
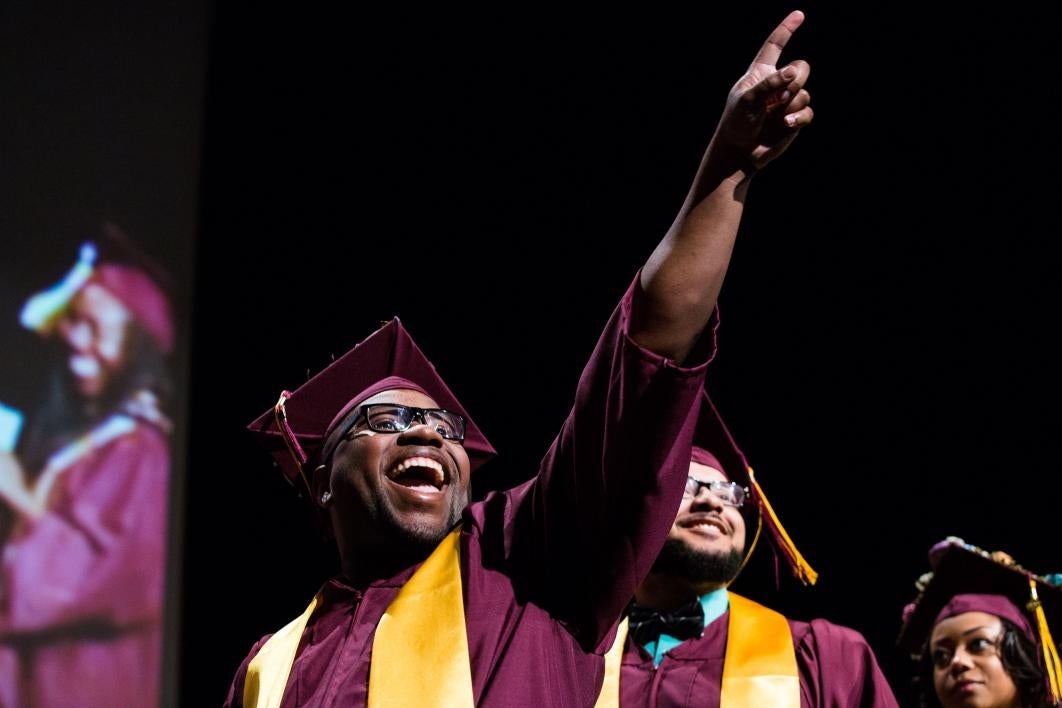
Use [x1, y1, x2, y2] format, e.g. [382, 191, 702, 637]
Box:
[601, 391, 901, 707]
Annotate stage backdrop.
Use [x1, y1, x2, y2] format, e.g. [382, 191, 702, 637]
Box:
[0, 2, 208, 706]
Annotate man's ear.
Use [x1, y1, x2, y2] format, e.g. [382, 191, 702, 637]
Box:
[311, 464, 332, 508]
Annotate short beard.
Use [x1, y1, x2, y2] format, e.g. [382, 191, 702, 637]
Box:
[651, 538, 743, 585]
[377, 491, 468, 555]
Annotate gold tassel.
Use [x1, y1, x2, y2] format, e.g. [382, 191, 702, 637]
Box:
[1028, 578, 1062, 704]
[748, 467, 818, 586]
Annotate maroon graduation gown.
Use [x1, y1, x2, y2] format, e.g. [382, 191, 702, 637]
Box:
[224, 279, 714, 707]
[618, 611, 902, 707]
[0, 417, 169, 708]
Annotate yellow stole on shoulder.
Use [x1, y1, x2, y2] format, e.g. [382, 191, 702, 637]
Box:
[720, 593, 800, 707]
[242, 526, 473, 708]
[595, 592, 799, 707]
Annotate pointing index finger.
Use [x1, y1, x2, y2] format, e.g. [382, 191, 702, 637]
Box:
[749, 10, 805, 67]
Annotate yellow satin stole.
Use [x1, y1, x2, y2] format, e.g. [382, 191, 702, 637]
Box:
[243, 526, 473, 708]
[595, 592, 799, 707]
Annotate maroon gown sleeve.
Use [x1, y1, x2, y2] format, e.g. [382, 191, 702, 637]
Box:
[511, 273, 716, 651]
[795, 618, 902, 707]
[0, 424, 170, 637]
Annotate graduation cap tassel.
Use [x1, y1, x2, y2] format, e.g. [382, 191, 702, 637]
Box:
[1027, 578, 1062, 704]
[748, 467, 818, 586]
[273, 390, 312, 495]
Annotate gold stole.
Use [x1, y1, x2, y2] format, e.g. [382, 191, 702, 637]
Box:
[720, 593, 800, 707]
[242, 526, 473, 708]
[595, 592, 799, 707]
[594, 617, 628, 708]
[243, 595, 319, 708]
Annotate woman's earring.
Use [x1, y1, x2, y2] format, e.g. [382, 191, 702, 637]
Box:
[320, 491, 332, 504]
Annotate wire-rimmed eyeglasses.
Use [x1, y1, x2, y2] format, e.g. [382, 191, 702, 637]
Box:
[682, 476, 747, 508]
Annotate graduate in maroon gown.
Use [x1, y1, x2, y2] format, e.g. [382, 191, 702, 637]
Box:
[0, 226, 175, 708]
[603, 387, 901, 708]
[897, 537, 1062, 708]
[223, 9, 816, 707]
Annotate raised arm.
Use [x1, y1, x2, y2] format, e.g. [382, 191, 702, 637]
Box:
[503, 11, 817, 649]
[630, 9, 813, 362]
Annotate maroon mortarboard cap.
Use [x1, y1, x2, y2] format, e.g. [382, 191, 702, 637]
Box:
[897, 537, 1062, 659]
[691, 446, 724, 473]
[692, 393, 750, 491]
[692, 390, 818, 585]
[90, 263, 175, 353]
[934, 593, 1033, 639]
[246, 317, 496, 493]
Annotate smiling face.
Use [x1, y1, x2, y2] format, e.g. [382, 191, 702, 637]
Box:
[56, 282, 135, 398]
[670, 461, 746, 558]
[647, 460, 746, 597]
[929, 611, 1020, 708]
[321, 388, 472, 564]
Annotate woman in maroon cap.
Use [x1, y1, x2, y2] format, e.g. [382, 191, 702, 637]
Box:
[0, 226, 175, 708]
[897, 537, 1062, 708]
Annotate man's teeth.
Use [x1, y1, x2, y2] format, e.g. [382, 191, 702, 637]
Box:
[392, 457, 445, 486]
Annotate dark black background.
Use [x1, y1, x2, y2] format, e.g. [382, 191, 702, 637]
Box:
[185, 2, 1062, 705]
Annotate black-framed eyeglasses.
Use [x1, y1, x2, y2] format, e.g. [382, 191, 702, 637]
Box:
[343, 403, 466, 442]
[682, 476, 747, 508]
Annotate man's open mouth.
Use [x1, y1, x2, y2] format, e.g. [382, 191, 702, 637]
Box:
[387, 456, 447, 492]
